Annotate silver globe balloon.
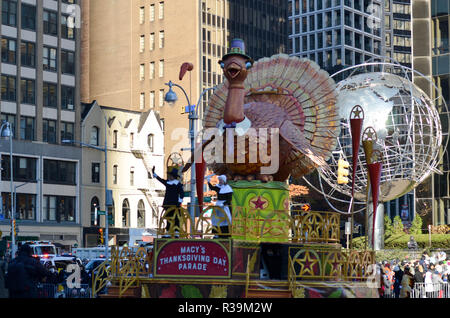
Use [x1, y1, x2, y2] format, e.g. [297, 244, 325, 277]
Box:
[319, 70, 444, 203]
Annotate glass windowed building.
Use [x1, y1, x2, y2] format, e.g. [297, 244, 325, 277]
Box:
[288, 0, 385, 74]
[0, 0, 82, 249]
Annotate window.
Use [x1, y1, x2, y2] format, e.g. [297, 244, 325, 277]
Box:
[160, 118, 165, 133]
[90, 126, 99, 146]
[140, 92, 145, 110]
[113, 130, 118, 148]
[159, 59, 164, 77]
[21, 41, 35, 67]
[159, 2, 164, 20]
[1, 38, 16, 64]
[42, 195, 75, 222]
[2, 0, 17, 27]
[1, 155, 37, 182]
[60, 122, 74, 143]
[113, 165, 118, 184]
[130, 132, 134, 148]
[42, 119, 56, 143]
[91, 197, 100, 226]
[159, 30, 164, 49]
[1, 74, 16, 101]
[140, 64, 145, 80]
[16, 193, 36, 221]
[20, 116, 34, 140]
[61, 50, 75, 74]
[21, 78, 35, 104]
[21, 3, 36, 30]
[150, 33, 155, 51]
[61, 86, 75, 110]
[130, 167, 134, 186]
[147, 134, 154, 152]
[122, 199, 130, 227]
[43, 46, 57, 71]
[159, 89, 164, 107]
[137, 200, 145, 228]
[1, 113, 15, 137]
[61, 15, 75, 39]
[150, 4, 155, 21]
[150, 62, 155, 79]
[43, 82, 57, 107]
[139, 6, 145, 24]
[92, 163, 100, 183]
[43, 159, 76, 185]
[150, 91, 155, 108]
[43, 10, 58, 35]
[140, 35, 145, 53]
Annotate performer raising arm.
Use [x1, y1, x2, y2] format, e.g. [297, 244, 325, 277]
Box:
[153, 166, 184, 236]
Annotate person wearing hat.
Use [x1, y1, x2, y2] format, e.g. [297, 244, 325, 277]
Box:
[153, 166, 185, 236]
[206, 174, 233, 238]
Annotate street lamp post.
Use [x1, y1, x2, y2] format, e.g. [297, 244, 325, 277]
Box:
[63, 116, 110, 259]
[0, 121, 14, 258]
[164, 81, 215, 237]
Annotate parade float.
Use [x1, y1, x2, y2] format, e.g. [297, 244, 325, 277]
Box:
[91, 40, 445, 299]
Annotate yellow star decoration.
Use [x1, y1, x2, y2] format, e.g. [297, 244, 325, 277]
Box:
[326, 252, 342, 277]
[295, 251, 320, 277]
[351, 106, 363, 119]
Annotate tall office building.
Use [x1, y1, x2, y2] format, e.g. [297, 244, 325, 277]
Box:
[288, 0, 422, 223]
[0, 0, 82, 249]
[412, 0, 450, 227]
[288, 0, 384, 73]
[81, 0, 288, 181]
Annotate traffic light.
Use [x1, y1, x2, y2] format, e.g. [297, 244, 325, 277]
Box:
[98, 228, 104, 245]
[337, 158, 350, 184]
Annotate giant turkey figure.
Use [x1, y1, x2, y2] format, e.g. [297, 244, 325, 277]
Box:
[201, 39, 340, 182]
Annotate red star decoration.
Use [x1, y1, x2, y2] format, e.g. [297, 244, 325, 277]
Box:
[251, 196, 267, 209]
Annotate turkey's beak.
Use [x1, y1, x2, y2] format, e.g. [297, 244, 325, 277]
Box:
[226, 63, 241, 79]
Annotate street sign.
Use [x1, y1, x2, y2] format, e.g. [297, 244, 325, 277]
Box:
[97, 210, 106, 216]
[108, 214, 114, 225]
[182, 105, 195, 114]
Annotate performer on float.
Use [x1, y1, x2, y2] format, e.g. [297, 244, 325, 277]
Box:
[152, 166, 184, 235]
[206, 175, 233, 238]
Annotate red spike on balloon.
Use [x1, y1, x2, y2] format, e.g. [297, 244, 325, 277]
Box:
[367, 161, 382, 241]
[195, 143, 207, 209]
[350, 105, 364, 197]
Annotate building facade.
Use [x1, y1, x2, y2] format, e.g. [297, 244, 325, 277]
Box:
[0, 0, 82, 249]
[81, 0, 288, 174]
[288, 0, 384, 72]
[80, 101, 165, 247]
[412, 0, 450, 227]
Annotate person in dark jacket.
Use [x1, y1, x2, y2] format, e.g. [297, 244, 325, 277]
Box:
[153, 166, 185, 235]
[393, 265, 404, 298]
[207, 175, 233, 237]
[5, 244, 50, 298]
[414, 265, 425, 283]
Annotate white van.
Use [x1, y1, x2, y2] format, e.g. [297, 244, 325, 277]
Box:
[24, 241, 57, 258]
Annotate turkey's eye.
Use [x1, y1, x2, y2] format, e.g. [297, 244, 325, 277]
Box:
[246, 62, 252, 69]
[220, 62, 225, 69]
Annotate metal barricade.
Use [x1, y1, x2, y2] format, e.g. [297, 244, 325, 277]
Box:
[382, 288, 396, 298]
[64, 284, 91, 298]
[36, 283, 57, 298]
[36, 283, 92, 298]
[411, 282, 450, 298]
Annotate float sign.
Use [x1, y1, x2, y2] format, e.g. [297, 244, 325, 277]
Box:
[154, 239, 230, 278]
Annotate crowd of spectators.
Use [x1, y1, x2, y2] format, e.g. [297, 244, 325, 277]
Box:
[380, 249, 449, 298]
